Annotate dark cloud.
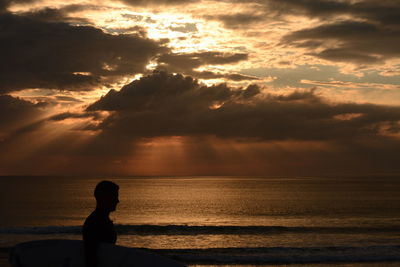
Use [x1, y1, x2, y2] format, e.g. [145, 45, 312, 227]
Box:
[282, 20, 400, 64]
[200, 72, 259, 81]
[273, 0, 400, 64]
[87, 71, 253, 112]
[264, 0, 350, 17]
[207, 0, 349, 27]
[220, 0, 400, 64]
[266, 0, 400, 25]
[313, 48, 382, 64]
[86, 71, 400, 141]
[16, 5, 97, 24]
[156, 52, 251, 80]
[120, 0, 199, 6]
[169, 23, 198, 33]
[205, 0, 400, 32]
[157, 52, 248, 70]
[0, 12, 168, 92]
[0, 0, 9, 11]
[230, 0, 400, 24]
[205, 13, 265, 29]
[55, 96, 83, 103]
[0, 0, 36, 12]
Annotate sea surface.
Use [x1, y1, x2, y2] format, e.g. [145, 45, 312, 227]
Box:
[1, 176, 400, 266]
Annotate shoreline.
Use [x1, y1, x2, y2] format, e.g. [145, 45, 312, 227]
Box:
[3, 251, 400, 267]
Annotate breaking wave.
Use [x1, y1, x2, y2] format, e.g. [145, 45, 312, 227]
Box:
[156, 245, 400, 264]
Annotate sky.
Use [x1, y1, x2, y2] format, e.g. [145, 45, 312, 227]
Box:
[0, 0, 400, 176]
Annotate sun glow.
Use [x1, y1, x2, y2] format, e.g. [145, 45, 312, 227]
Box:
[128, 136, 188, 175]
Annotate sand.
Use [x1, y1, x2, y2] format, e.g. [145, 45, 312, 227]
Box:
[0, 252, 10, 267]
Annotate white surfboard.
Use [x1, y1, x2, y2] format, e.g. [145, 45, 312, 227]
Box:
[9, 239, 186, 267]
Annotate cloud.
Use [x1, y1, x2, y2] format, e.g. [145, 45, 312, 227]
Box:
[87, 71, 257, 111]
[55, 96, 83, 103]
[120, 0, 199, 6]
[223, 73, 260, 81]
[221, 0, 400, 65]
[0, 0, 36, 12]
[263, 0, 351, 18]
[205, 13, 265, 29]
[157, 52, 248, 70]
[169, 23, 198, 33]
[43, 71, 395, 175]
[16, 5, 96, 23]
[301, 80, 400, 91]
[1, 72, 400, 175]
[233, 0, 400, 25]
[174, 70, 259, 81]
[0, 11, 168, 92]
[156, 51, 253, 80]
[86, 71, 400, 141]
[282, 20, 400, 64]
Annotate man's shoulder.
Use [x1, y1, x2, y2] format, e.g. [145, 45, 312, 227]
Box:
[84, 211, 97, 224]
[83, 211, 102, 231]
[83, 210, 112, 228]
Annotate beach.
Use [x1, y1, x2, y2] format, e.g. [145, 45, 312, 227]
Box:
[0, 250, 9, 267]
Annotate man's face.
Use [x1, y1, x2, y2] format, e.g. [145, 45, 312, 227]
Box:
[100, 190, 119, 212]
[109, 191, 119, 212]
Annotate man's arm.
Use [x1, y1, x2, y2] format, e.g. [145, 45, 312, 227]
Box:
[83, 218, 99, 267]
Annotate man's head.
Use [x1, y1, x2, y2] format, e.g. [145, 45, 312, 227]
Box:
[94, 180, 119, 212]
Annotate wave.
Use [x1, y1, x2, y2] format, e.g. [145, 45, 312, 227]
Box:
[155, 245, 400, 264]
[1, 224, 400, 235]
[3, 244, 400, 264]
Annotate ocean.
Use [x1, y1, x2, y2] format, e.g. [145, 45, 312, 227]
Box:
[1, 176, 400, 266]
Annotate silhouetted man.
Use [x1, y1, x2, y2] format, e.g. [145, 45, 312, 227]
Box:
[83, 180, 119, 267]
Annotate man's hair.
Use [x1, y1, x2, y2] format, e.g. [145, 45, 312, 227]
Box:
[94, 180, 119, 199]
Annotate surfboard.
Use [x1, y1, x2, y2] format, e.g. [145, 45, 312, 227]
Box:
[9, 239, 187, 267]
